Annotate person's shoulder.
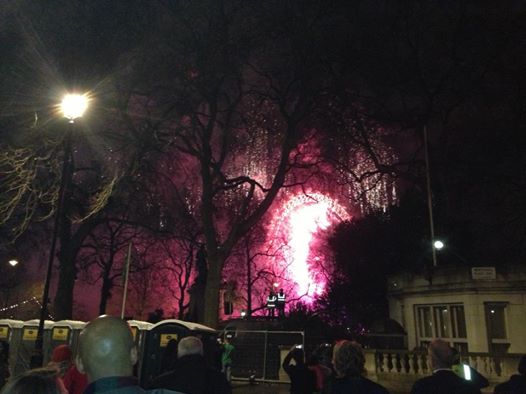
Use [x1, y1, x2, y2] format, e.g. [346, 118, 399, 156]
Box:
[362, 377, 389, 393]
[332, 376, 389, 394]
[495, 375, 526, 393]
[410, 374, 441, 393]
[149, 370, 179, 388]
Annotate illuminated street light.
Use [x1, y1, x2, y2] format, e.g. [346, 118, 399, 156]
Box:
[433, 240, 444, 250]
[32, 92, 89, 368]
[8, 259, 19, 267]
[273, 282, 279, 288]
[60, 93, 89, 122]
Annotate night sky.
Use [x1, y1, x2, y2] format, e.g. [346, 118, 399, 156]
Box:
[1, 1, 525, 325]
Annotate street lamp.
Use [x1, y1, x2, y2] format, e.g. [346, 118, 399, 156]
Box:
[60, 94, 89, 122]
[433, 240, 444, 250]
[31, 92, 88, 368]
[8, 259, 19, 267]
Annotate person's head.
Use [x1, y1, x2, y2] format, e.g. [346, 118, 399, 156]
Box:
[1, 367, 64, 394]
[428, 339, 454, 369]
[332, 340, 365, 378]
[50, 344, 72, 375]
[52, 345, 72, 363]
[77, 315, 137, 382]
[164, 339, 178, 356]
[279, 289, 284, 294]
[518, 355, 526, 375]
[225, 332, 234, 343]
[290, 347, 305, 365]
[177, 336, 203, 358]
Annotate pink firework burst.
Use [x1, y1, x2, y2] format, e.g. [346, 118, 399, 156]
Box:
[269, 192, 351, 302]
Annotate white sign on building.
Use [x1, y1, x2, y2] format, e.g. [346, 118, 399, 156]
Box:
[471, 266, 496, 280]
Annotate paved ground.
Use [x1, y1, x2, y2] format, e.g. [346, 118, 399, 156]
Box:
[231, 381, 407, 394]
[232, 381, 290, 394]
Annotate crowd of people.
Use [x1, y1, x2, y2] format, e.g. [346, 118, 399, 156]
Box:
[280, 338, 526, 394]
[0, 317, 525, 394]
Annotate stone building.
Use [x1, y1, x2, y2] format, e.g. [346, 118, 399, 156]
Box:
[387, 264, 526, 354]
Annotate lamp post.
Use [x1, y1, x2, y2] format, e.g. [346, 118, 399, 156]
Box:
[423, 125, 438, 267]
[30, 93, 88, 368]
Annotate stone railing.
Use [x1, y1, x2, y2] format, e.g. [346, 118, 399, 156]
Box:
[365, 349, 523, 382]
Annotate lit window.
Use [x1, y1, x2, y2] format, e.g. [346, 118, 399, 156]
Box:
[416, 304, 467, 349]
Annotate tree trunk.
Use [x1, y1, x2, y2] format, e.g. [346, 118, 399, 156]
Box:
[99, 273, 112, 315]
[203, 253, 223, 328]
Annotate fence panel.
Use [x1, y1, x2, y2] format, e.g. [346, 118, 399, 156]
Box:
[229, 329, 304, 382]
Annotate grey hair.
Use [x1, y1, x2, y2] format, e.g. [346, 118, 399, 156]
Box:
[332, 340, 365, 378]
[177, 336, 203, 358]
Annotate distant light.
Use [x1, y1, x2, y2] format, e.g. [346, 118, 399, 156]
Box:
[240, 310, 246, 318]
[273, 282, 279, 288]
[8, 259, 19, 267]
[433, 240, 444, 250]
[490, 309, 495, 314]
[60, 93, 89, 121]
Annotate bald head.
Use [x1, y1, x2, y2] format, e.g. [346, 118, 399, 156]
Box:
[78, 316, 136, 382]
[428, 339, 454, 369]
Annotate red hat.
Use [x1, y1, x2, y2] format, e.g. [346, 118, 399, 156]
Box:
[51, 345, 72, 363]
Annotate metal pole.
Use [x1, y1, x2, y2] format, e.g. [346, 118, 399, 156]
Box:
[31, 126, 72, 368]
[120, 242, 132, 319]
[423, 125, 438, 267]
[262, 331, 268, 380]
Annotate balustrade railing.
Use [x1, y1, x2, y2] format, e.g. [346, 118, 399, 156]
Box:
[367, 349, 522, 381]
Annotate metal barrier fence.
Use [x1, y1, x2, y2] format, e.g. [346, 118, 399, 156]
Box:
[228, 330, 304, 382]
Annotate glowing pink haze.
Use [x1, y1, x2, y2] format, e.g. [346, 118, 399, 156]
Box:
[273, 193, 351, 301]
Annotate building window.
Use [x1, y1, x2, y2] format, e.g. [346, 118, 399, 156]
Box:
[434, 306, 451, 338]
[417, 306, 433, 338]
[451, 305, 467, 338]
[485, 303, 507, 339]
[416, 304, 467, 349]
[485, 302, 509, 355]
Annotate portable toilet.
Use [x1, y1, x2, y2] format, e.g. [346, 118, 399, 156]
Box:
[127, 320, 153, 381]
[49, 320, 86, 362]
[139, 319, 218, 387]
[14, 319, 53, 376]
[0, 319, 24, 377]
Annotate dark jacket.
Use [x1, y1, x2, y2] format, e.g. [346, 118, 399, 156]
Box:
[410, 370, 481, 394]
[149, 354, 231, 394]
[330, 376, 389, 394]
[282, 351, 317, 394]
[84, 376, 179, 394]
[494, 374, 526, 394]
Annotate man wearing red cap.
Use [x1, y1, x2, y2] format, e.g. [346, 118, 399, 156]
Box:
[49, 344, 88, 394]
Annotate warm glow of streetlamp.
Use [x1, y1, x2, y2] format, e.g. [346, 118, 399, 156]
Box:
[60, 94, 89, 121]
[8, 259, 19, 267]
[433, 240, 444, 250]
